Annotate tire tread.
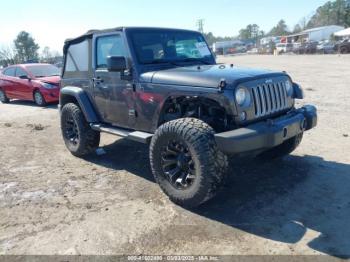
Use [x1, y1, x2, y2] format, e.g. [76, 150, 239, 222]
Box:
[61, 103, 100, 157]
[150, 118, 228, 207]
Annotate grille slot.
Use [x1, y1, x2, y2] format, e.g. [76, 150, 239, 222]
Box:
[252, 82, 289, 118]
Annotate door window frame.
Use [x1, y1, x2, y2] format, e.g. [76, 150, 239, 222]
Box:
[93, 32, 130, 73]
[3, 67, 16, 77]
[15, 67, 29, 78]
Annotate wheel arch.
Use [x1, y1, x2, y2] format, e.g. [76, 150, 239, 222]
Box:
[32, 88, 41, 99]
[60, 86, 99, 123]
[154, 94, 233, 132]
[0, 87, 9, 102]
[340, 46, 349, 54]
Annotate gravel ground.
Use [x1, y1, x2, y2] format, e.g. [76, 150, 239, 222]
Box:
[0, 54, 349, 257]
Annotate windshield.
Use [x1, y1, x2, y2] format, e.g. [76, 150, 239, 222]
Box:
[26, 64, 60, 78]
[129, 30, 215, 65]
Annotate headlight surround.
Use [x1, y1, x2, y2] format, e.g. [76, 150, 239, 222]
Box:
[41, 82, 57, 89]
[235, 87, 251, 107]
[285, 80, 293, 96]
[292, 83, 304, 99]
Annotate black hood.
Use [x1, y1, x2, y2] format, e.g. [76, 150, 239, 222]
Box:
[140, 64, 287, 88]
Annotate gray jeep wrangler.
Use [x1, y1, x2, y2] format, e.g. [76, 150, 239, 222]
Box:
[59, 27, 317, 207]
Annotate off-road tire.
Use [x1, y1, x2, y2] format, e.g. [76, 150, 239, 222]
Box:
[150, 118, 228, 208]
[259, 133, 303, 160]
[61, 103, 100, 157]
[0, 89, 10, 103]
[34, 91, 47, 106]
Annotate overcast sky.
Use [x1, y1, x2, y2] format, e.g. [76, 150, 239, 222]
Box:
[0, 0, 329, 53]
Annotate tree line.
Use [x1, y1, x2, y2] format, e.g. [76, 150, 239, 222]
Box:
[0, 31, 60, 67]
[203, 0, 350, 46]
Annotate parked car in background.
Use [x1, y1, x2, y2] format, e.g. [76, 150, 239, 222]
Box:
[335, 39, 350, 54]
[317, 41, 335, 54]
[292, 42, 301, 53]
[295, 41, 318, 54]
[247, 48, 259, 54]
[0, 63, 60, 106]
[276, 43, 293, 54]
[258, 44, 274, 54]
[54, 62, 63, 69]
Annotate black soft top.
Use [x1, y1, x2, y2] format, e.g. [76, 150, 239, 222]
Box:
[64, 27, 124, 46]
[63, 27, 200, 51]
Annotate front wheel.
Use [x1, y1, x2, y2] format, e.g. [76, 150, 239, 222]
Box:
[61, 103, 100, 157]
[150, 118, 228, 208]
[0, 89, 10, 103]
[34, 91, 47, 106]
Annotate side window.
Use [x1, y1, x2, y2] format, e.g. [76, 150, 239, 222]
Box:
[96, 35, 126, 69]
[65, 40, 89, 72]
[15, 67, 28, 78]
[3, 67, 16, 77]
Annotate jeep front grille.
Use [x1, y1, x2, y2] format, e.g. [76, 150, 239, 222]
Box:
[252, 82, 289, 117]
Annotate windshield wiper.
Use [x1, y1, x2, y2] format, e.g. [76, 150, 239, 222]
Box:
[143, 58, 212, 67]
[180, 58, 212, 65]
[143, 60, 181, 67]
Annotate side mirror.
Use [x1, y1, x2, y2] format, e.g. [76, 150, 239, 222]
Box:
[107, 56, 127, 72]
[19, 75, 30, 80]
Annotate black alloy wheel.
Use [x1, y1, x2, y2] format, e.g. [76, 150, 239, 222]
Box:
[161, 140, 196, 190]
[64, 114, 80, 147]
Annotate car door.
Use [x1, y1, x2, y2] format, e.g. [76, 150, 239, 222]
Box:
[14, 67, 33, 100]
[93, 33, 134, 128]
[1, 67, 17, 98]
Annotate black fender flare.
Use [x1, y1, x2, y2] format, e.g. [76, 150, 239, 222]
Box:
[59, 86, 99, 123]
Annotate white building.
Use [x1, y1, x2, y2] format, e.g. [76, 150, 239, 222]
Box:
[334, 28, 350, 38]
[287, 25, 345, 43]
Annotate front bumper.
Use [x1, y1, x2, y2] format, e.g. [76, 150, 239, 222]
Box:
[41, 88, 60, 103]
[215, 105, 317, 155]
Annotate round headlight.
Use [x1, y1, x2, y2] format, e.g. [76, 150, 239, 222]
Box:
[285, 80, 293, 96]
[41, 82, 56, 89]
[235, 87, 250, 106]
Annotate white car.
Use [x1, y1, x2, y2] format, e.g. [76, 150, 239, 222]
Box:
[276, 43, 293, 54]
[247, 48, 259, 54]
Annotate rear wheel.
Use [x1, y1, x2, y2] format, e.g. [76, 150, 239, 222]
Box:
[340, 47, 349, 54]
[61, 103, 100, 157]
[259, 133, 303, 160]
[0, 89, 9, 103]
[150, 118, 228, 208]
[34, 91, 46, 106]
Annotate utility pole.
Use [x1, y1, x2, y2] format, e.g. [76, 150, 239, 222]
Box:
[196, 19, 205, 33]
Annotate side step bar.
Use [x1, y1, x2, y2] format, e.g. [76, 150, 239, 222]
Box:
[90, 124, 153, 144]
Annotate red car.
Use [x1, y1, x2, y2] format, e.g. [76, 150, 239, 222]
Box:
[0, 63, 61, 106]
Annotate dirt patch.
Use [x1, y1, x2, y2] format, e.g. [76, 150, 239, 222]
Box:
[26, 123, 48, 131]
[1, 122, 13, 128]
